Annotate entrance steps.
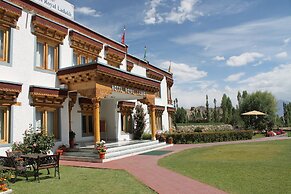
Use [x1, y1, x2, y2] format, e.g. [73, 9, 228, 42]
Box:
[61, 140, 172, 163]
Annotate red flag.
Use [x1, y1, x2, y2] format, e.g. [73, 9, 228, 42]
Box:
[121, 26, 126, 44]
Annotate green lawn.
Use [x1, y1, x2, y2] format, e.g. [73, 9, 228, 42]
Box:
[9, 166, 154, 194]
[159, 140, 291, 194]
[252, 133, 265, 139]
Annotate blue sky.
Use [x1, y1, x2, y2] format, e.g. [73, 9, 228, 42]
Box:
[68, 0, 291, 108]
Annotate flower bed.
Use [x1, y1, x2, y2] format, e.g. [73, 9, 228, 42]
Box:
[165, 130, 253, 144]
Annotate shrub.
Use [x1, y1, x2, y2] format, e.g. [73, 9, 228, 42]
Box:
[194, 127, 203, 132]
[165, 130, 253, 144]
[141, 133, 152, 140]
[12, 125, 55, 154]
[133, 104, 146, 140]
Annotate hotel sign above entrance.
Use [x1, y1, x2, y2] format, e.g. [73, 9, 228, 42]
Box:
[112, 85, 146, 96]
[31, 0, 74, 20]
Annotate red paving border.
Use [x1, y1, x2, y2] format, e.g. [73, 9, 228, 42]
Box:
[60, 136, 290, 194]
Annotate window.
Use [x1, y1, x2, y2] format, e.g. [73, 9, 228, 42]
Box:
[73, 51, 96, 66]
[35, 108, 60, 140]
[156, 115, 162, 131]
[35, 38, 59, 71]
[0, 106, 9, 143]
[82, 113, 93, 136]
[0, 27, 9, 62]
[121, 113, 133, 133]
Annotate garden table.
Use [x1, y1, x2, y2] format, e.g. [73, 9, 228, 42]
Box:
[21, 154, 60, 182]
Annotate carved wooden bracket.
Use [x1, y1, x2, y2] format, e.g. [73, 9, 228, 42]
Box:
[138, 94, 155, 106]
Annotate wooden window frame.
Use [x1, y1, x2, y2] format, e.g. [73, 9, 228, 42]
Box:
[35, 107, 60, 140]
[0, 106, 9, 143]
[35, 37, 59, 72]
[81, 113, 94, 136]
[121, 112, 133, 133]
[73, 50, 96, 66]
[0, 27, 9, 63]
[156, 115, 163, 131]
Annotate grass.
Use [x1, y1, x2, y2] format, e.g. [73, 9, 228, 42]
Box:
[9, 166, 154, 194]
[159, 140, 291, 194]
[252, 133, 265, 139]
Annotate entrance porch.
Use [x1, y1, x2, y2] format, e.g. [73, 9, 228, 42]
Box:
[57, 62, 161, 144]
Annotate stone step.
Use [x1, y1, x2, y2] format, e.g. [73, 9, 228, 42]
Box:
[61, 141, 172, 163]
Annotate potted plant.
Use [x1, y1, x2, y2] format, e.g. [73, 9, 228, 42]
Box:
[56, 144, 68, 155]
[69, 131, 76, 148]
[167, 136, 173, 144]
[96, 140, 107, 159]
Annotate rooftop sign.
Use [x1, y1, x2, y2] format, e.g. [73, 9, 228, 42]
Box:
[31, 0, 74, 20]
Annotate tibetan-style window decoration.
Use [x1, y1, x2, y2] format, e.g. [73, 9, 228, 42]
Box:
[105, 46, 125, 68]
[78, 97, 93, 113]
[155, 105, 165, 117]
[32, 15, 68, 71]
[146, 69, 164, 81]
[0, 1, 22, 28]
[70, 30, 103, 65]
[127, 60, 134, 72]
[32, 15, 67, 44]
[0, 81, 22, 105]
[29, 86, 67, 108]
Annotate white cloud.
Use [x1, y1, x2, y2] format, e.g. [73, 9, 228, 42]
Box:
[160, 61, 207, 83]
[144, 0, 163, 24]
[172, 16, 291, 57]
[224, 72, 245, 82]
[212, 56, 225, 61]
[284, 37, 291, 44]
[275, 51, 288, 59]
[226, 52, 264, 67]
[239, 64, 291, 100]
[165, 0, 202, 24]
[75, 7, 101, 17]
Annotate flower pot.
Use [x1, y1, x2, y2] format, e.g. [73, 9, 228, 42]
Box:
[99, 152, 106, 159]
[56, 149, 64, 155]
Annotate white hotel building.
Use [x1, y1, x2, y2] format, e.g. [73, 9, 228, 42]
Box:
[0, 0, 175, 154]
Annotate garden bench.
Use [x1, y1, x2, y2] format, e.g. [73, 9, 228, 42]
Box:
[0, 156, 28, 181]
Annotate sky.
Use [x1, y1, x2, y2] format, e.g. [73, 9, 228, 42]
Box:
[67, 0, 291, 108]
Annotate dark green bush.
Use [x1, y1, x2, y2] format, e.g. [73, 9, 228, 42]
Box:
[141, 133, 152, 140]
[166, 130, 252, 144]
[12, 125, 55, 154]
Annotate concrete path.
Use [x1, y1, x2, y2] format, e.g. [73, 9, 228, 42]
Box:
[60, 136, 290, 194]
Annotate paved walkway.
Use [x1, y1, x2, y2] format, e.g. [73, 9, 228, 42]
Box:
[60, 136, 290, 194]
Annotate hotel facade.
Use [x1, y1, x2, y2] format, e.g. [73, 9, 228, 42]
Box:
[0, 0, 174, 155]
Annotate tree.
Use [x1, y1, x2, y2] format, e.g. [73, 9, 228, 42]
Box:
[133, 104, 146, 140]
[221, 94, 233, 124]
[240, 91, 277, 130]
[213, 98, 218, 122]
[283, 102, 291, 126]
[174, 107, 187, 123]
[206, 95, 209, 122]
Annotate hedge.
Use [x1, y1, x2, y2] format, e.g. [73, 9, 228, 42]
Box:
[166, 130, 253, 144]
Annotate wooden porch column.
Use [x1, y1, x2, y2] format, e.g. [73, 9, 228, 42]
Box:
[92, 98, 101, 143]
[149, 105, 157, 140]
